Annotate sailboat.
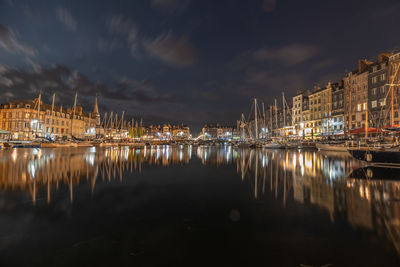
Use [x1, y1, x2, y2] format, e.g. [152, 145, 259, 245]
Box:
[348, 62, 400, 164]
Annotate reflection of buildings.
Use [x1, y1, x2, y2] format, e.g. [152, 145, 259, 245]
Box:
[0, 145, 192, 205]
[235, 148, 400, 256]
[0, 146, 399, 256]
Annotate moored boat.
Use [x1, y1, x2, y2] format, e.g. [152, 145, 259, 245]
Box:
[316, 143, 349, 152]
[348, 148, 400, 166]
[263, 143, 285, 149]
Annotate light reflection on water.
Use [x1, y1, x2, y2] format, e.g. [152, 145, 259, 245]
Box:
[0, 145, 400, 257]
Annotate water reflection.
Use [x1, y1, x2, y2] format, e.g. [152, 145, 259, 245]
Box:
[0, 145, 400, 256]
[233, 149, 400, 257]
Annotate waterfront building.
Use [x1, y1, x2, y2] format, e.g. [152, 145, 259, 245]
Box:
[144, 124, 190, 139]
[171, 124, 190, 139]
[202, 123, 235, 140]
[344, 59, 373, 130]
[331, 81, 345, 134]
[292, 90, 310, 137]
[301, 96, 311, 137]
[368, 53, 393, 127]
[0, 97, 99, 140]
[309, 83, 332, 135]
[268, 100, 293, 137]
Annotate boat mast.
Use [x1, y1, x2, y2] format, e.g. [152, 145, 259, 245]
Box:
[120, 111, 125, 131]
[365, 101, 368, 139]
[262, 102, 266, 139]
[50, 93, 55, 137]
[103, 112, 107, 137]
[274, 99, 278, 135]
[269, 106, 273, 137]
[35, 91, 41, 137]
[254, 98, 258, 140]
[71, 92, 77, 138]
[282, 92, 286, 127]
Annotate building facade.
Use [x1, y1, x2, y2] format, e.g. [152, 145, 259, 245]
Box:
[344, 59, 372, 130]
[331, 81, 345, 134]
[368, 53, 392, 127]
[202, 123, 234, 139]
[0, 97, 99, 140]
[292, 91, 310, 136]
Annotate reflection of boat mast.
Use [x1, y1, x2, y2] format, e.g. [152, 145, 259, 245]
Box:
[254, 150, 258, 199]
[254, 98, 258, 140]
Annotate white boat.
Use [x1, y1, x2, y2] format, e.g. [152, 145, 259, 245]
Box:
[263, 143, 285, 149]
[316, 143, 349, 152]
[40, 142, 60, 148]
[99, 142, 113, 147]
[76, 142, 93, 147]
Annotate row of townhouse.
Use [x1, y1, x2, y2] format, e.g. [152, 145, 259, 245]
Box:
[145, 124, 190, 139]
[269, 51, 400, 138]
[0, 97, 100, 140]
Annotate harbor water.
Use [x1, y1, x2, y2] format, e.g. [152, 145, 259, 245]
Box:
[0, 146, 399, 266]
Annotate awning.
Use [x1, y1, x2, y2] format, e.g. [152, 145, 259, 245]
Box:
[349, 127, 381, 135]
[0, 129, 10, 134]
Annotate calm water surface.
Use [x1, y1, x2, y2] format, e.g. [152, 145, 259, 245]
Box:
[0, 146, 399, 267]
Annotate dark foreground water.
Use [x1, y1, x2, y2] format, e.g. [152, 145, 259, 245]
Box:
[0, 146, 399, 267]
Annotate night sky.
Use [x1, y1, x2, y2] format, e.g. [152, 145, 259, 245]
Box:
[1, 0, 400, 133]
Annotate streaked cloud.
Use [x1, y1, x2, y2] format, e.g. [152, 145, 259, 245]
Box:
[56, 7, 77, 32]
[97, 38, 123, 53]
[0, 23, 36, 56]
[106, 15, 139, 55]
[143, 31, 197, 67]
[253, 44, 319, 65]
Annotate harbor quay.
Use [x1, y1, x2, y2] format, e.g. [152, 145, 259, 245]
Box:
[0, 95, 191, 142]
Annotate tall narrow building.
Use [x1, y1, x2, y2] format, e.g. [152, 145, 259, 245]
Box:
[92, 96, 100, 126]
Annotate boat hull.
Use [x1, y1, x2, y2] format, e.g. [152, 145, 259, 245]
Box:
[263, 143, 285, 149]
[348, 149, 400, 165]
[316, 143, 348, 152]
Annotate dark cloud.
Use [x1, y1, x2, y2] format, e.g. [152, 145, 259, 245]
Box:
[253, 44, 319, 66]
[262, 0, 277, 12]
[143, 31, 197, 67]
[0, 23, 36, 56]
[0, 64, 178, 107]
[56, 7, 77, 32]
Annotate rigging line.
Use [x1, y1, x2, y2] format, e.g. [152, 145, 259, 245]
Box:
[378, 63, 400, 127]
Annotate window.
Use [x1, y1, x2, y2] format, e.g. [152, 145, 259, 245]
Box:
[381, 73, 386, 81]
[380, 86, 385, 94]
[372, 76, 378, 83]
[371, 100, 377, 108]
[372, 88, 377, 95]
[379, 98, 386, 106]
[363, 102, 367, 110]
[357, 104, 362, 111]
